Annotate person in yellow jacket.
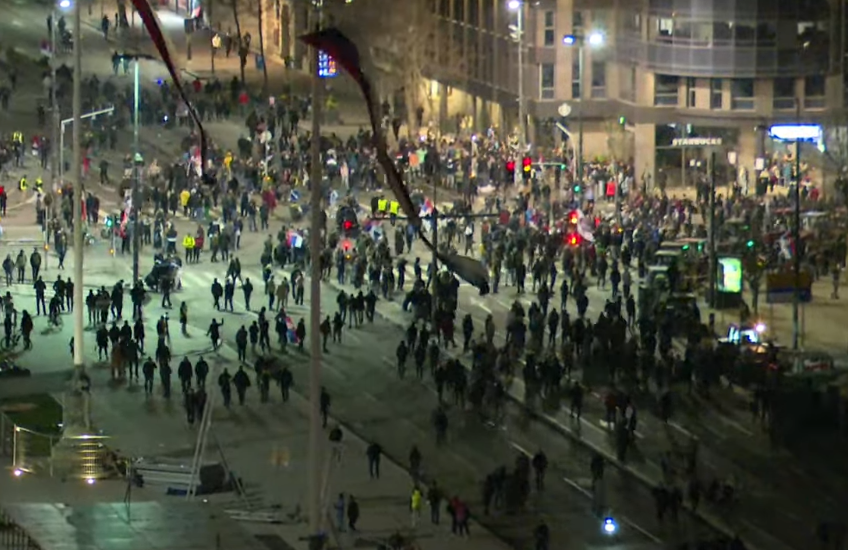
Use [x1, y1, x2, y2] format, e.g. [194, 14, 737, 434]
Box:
[179, 189, 191, 216]
[410, 486, 422, 527]
[182, 234, 195, 264]
[223, 151, 234, 177]
[34, 177, 43, 193]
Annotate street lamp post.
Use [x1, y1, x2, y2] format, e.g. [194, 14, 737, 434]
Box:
[71, 0, 87, 427]
[58, 107, 116, 189]
[508, 0, 525, 155]
[563, 31, 604, 188]
[307, 0, 325, 544]
[133, 59, 141, 282]
[116, 53, 154, 283]
[768, 119, 823, 350]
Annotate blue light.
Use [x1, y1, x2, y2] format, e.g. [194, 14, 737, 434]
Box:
[318, 52, 337, 78]
[562, 34, 576, 46]
[603, 517, 617, 535]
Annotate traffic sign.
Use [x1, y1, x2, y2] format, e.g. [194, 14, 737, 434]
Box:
[765, 270, 813, 304]
[558, 103, 572, 117]
[289, 189, 301, 203]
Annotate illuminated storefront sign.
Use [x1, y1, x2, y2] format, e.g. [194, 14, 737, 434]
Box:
[318, 52, 337, 78]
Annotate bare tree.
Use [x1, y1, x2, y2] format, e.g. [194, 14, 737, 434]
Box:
[230, 0, 246, 84]
[821, 117, 848, 199]
[329, 0, 464, 133]
[252, 0, 269, 92]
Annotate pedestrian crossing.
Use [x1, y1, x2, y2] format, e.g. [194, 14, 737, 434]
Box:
[99, 197, 226, 223]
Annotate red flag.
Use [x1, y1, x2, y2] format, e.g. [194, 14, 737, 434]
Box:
[300, 28, 489, 294]
[130, 0, 208, 177]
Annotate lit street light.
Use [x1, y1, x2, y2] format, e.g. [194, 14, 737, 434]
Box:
[587, 31, 605, 48]
[561, 30, 604, 188]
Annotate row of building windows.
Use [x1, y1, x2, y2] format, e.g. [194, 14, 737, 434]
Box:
[534, 62, 827, 111]
[653, 75, 825, 109]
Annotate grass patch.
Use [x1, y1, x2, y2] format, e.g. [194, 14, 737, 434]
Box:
[0, 394, 63, 435]
[1, 394, 63, 458]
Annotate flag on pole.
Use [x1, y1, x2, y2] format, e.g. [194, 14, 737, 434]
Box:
[299, 28, 489, 294]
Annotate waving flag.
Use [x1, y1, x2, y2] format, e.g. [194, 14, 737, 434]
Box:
[286, 316, 300, 344]
[299, 28, 489, 295]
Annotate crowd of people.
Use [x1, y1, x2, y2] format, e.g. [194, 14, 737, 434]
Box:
[9, 16, 842, 547]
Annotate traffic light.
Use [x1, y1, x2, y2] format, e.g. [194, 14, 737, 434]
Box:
[618, 116, 626, 126]
[566, 233, 581, 246]
[506, 160, 515, 181]
[573, 182, 581, 193]
[105, 216, 113, 228]
[343, 220, 353, 232]
[522, 156, 532, 181]
[746, 240, 755, 248]
[568, 210, 579, 225]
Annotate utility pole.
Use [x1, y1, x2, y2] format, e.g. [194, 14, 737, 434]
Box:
[792, 102, 801, 350]
[577, 44, 584, 186]
[508, 0, 525, 156]
[116, 52, 154, 283]
[563, 32, 604, 188]
[431, 178, 438, 325]
[708, 150, 717, 308]
[72, 0, 88, 429]
[49, 8, 60, 243]
[132, 59, 141, 282]
[307, 0, 325, 545]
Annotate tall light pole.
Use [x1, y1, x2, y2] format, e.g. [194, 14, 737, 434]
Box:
[307, 0, 325, 544]
[71, 0, 86, 427]
[508, 0, 525, 154]
[133, 59, 141, 282]
[563, 31, 604, 187]
[117, 53, 155, 283]
[49, 1, 70, 239]
[767, 120, 823, 350]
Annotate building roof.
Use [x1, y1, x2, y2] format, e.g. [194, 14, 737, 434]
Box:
[0, 501, 268, 550]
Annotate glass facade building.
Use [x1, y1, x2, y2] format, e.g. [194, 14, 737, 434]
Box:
[426, 0, 847, 187]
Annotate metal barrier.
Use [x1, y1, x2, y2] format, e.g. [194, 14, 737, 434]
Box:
[11, 425, 58, 476]
[0, 506, 40, 550]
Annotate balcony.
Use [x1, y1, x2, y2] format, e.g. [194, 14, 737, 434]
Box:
[615, 33, 830, 78]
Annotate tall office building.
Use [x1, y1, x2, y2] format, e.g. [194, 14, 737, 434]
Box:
[427, 0, 845, 185]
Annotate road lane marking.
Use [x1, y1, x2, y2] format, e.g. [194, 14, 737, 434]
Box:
[509, 440, 531, 457]
[739, 519, 797, 550]
[668, 421, 694, 438]
[561, 476, 663, 544]
[561, 475, 592, 498]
